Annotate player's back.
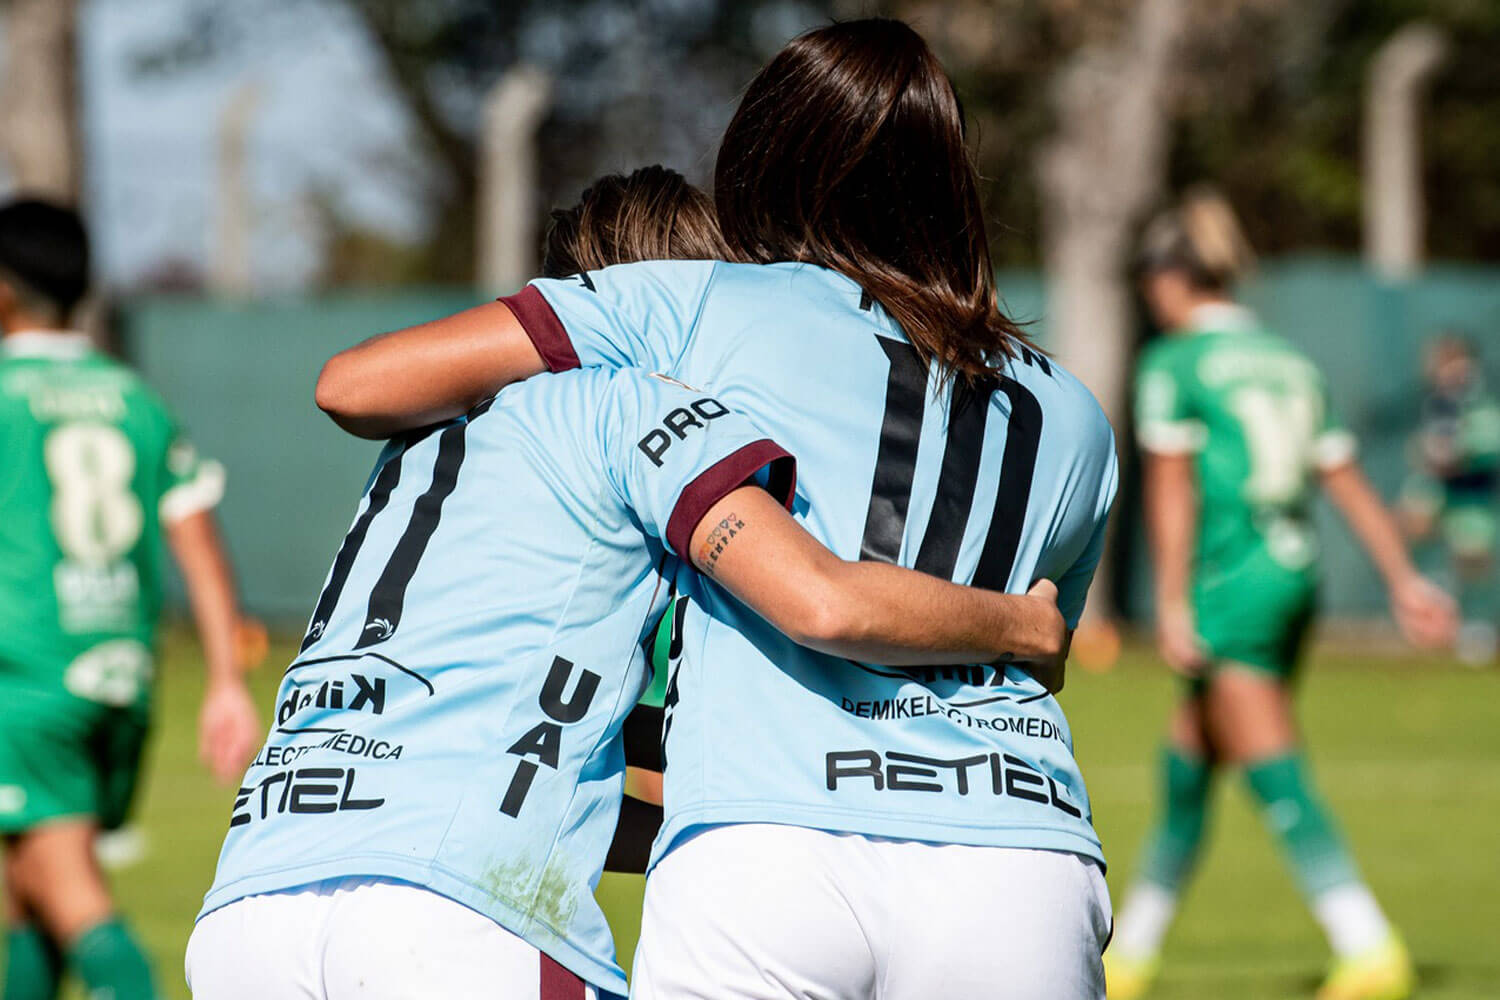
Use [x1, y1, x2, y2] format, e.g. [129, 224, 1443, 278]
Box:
[1137, 311, 1344, 575]
[0, 334, 193, 708]
[662, 262, 1117, 860]
[507, 259, 1118, 864]
[681, 263, 1114, 589]
[203, 366, 789, 995]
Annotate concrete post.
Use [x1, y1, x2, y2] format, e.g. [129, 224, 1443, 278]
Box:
[1363, 23, 1446, 282]
[213, 85, 259, 298]
[478, 67, 553, 295]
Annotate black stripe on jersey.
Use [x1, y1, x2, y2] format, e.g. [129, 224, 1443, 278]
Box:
[300, 449, 406, 652]
[355, 421, 468, 648]
[859, 337, 928, 564]
[1017, 344, 1052, 377]
[971, 377, 1044, 590]
[914, 378, 995, 580]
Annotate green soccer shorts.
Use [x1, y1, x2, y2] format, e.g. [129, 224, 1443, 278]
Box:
[0, 685, 149, 834]
[1192, 550, 1317, 681]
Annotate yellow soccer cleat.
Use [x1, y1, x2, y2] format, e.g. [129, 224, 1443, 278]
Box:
[1103, 950, 1159, 1000]
[1316, 935, 1414, 1000]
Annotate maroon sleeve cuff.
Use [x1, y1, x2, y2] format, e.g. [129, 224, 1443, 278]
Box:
[665, 440, 797, 558]
[498, 285, 580, 372]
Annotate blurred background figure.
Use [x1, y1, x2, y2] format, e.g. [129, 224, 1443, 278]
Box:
[0, 199, 259, 1000]
[1106, 190, 1456, 1000]
[1400, 333, 1500, 664]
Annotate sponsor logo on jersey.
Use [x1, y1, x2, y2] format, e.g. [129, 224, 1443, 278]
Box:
[826, 749, 1082, 818]
[275, 652, 434, 733]
[840, 662, 1056, 734]
[63, 639, 153, 707]
[499, 656, 601, 818]
[637, 397, 732, 467]
[229, 766, 384, 827]
[251, 731, 405, 768]
[838, 696, 1069, 742]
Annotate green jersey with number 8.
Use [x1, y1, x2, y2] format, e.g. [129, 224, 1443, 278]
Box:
[1134, 305, 1355, 672]
[0, 332, 223, 714]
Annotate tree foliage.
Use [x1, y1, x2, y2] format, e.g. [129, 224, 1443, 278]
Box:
[131, 0, 1500, 282]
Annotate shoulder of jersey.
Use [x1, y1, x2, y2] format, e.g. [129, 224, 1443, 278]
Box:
[1018, 348, 1114, 442]
[705, 259, 860, 301]
[592, 258, 719, 286]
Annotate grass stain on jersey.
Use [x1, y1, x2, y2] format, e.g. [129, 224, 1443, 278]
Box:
[480, 854, 579, 934]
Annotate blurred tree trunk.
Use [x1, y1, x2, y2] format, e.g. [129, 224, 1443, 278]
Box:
[1037, 0, 1187, 619]
[0, 0, 82, 201]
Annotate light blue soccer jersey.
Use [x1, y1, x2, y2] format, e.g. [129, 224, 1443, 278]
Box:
[199, 367, 793, 994]
[502, 261, 1118, 868]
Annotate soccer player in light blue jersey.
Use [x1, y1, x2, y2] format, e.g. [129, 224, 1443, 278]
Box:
[318, 21, 1119, 999]
[188, 168, 1070, 1000]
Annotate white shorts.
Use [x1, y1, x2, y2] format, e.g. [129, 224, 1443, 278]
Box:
[634, 824, 1111, 1000]
[186, 876, 600, 1000]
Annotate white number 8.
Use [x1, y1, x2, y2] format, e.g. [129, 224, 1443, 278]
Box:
[44, 423, 144, 565]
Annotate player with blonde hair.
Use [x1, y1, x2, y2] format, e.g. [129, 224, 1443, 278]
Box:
[1107, 189, 1457, 1000]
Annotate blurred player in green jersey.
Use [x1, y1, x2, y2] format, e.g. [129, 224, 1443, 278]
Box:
[0, 200, 260, 1000]
[1400, 334, 1500, 664]
[1106, 191, 1457, 1000]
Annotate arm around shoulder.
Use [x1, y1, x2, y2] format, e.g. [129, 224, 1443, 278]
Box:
[686, 486, 1069, 682]
[315, 300, 545, 438]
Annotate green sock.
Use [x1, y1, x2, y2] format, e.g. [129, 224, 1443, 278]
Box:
[1244, 752, 1360, 897]
[1138, 746, 1214, 892]
[67, 918, 157, 1000]
[4, 926, 63, 1000]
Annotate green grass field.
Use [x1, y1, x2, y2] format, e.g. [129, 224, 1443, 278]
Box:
[75, 632, 1500, 998]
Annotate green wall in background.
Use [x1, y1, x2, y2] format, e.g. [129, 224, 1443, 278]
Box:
[124, 291, 484, 625]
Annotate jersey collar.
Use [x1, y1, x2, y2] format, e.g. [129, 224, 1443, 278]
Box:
[2, 330, 94, 359]
[1186, 302, 1258, 334]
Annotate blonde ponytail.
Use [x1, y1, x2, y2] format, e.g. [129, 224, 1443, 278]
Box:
[1139, 186, 1256, 291]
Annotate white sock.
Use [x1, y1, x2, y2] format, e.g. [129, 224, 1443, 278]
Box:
[1112, 882, 1177, 959]
[1313, 883, 1392, 957]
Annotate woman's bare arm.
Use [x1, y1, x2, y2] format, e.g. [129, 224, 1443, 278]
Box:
[166, 510, 261, 784]
[315, 301, 544, 439]
[1320, 460, 1457, 648]
[688, 486, 1070, 690]
[1143, 450, 1207, 674]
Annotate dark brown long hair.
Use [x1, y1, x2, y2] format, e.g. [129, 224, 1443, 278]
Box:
[543, 166, 729, 278]
[715, 18, 1027, 381]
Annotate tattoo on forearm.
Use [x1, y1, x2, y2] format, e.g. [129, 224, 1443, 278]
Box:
[697, 512, 746, 575]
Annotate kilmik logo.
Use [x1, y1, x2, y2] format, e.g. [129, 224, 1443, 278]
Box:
[275, 652, 434, 734]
